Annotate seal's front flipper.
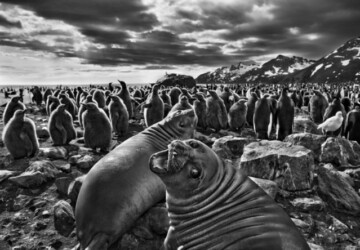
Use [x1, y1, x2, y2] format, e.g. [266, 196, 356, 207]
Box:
[85, 233, 109, 250]
[163, 226, 179, 250]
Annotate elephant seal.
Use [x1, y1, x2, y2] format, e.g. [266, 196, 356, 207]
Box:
[149, 139, 310, 250]
[75, 109, 197, 250]
[2, 110, 39, 159]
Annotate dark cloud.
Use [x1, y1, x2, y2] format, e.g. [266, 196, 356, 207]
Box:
[0, 14, 22, 28]
[0, 0, 159, 43]
[0, 0, 359, 70]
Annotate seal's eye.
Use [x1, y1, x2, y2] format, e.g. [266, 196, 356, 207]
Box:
[190, 168, 201, 179]
[188, 141, 199, 148]
[179, 121, 185, 127]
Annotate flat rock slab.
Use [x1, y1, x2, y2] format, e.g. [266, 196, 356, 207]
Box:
[290, 196, 325, 211]
[240, 140, 314, 191]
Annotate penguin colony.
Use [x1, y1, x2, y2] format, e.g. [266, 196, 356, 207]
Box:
[2, 82, 360, 158]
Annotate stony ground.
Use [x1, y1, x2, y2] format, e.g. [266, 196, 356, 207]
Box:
[0, 99, 360, 250]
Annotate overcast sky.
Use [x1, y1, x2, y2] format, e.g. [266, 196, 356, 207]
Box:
[0, 0, 359, 85]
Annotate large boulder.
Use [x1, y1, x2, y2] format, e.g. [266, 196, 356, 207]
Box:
[320, 137, 360, 168]
[239, 140, 314, 191]
[156, 73, 196, 88]
[317, 164, 360, 215]
[284, 133, 326, 162]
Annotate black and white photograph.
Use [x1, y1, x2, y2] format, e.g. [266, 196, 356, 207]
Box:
[0, 0, 360, 249]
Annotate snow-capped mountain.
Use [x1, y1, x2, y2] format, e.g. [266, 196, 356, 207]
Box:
[196, 61, 259, 83]
[196, 55, 314, 83]
[282, 36, 360, 83]
[239, 55, 315, 83]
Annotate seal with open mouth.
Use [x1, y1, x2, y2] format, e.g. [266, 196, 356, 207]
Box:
[75, 109, 197, 249]
[150, 139, 310, 250]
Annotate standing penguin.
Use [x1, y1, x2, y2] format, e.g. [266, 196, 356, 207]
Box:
[206, 90, 228, 132]
[118, 81, 133, 119]
[109, 95, 129, 137]
[228, 99, 247, 132]
[254, 95, 272, 139]
[144, 84, 164, 127]
[194, 93, 207, 130]
[2, 110, 39, 159]
[309, 90, 328, 124]
[48, 104, 76, 146]
[344, 103, 360, 144]
[3, 96, 26, 125]
[46, 95, 60, 116]
[169, 95, 193, 113]
[31, 86, 43, 105]
[169, 87, 182, 106]
[246, 92, 259, 126]
[276, 87, 295, 141]
[219, 86, 234, 112]
[93, 89, 106, 109]
[59, 93, 78, 120]
[78, 95, 93, 129]
[43, 88, 53, 104]
[82, 102, 112, 152]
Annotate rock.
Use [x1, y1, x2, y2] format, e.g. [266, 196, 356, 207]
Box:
[52, 160, 71, 173]
[291, 218, 311, 230]
[9, 160, 62, 188]
[293, 116, 322, 134]
[249, 177, 278, 199]
[9, 171, 47, 188]
[68, 175, 85, 205]
[317, 164, 360, 215]
[307, 242, 325, 250]
[239, 140, 314, 191]
[147, 206, 169, 235]
[284, 133, 326, 162]
[53, 200, 75, 237]
[33, 221, 47, 231]
[194, 131, 215, 146]
[327, 215, 349, 233]
[132, 226, 154, 240]
[345, 168, 360, 179]
[12, 194, 32, 211]
[119, 234, 139, 250]
[68, 155, 82, 165]
[76, 155, 101, 170]
[0, 170, 20, 183]
[27, 160, 61, 179]
[0, 240, 11, 250]
[36, 128, 50, 138]
[156, 73, 196, 88]
[320, 137, 360, 167]
[212, 136, 256, 165]
[55, 177, 74, 196]
[38, 147, 68, 159]
[290, 196, 325, 211]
